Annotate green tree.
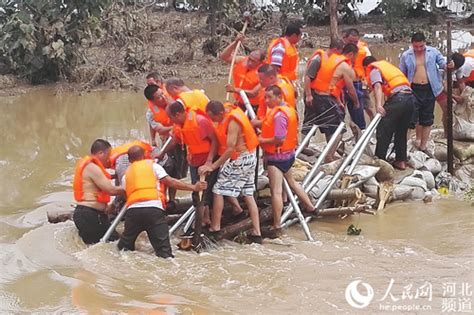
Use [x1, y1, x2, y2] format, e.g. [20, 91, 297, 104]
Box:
[0, 0, 110, 84]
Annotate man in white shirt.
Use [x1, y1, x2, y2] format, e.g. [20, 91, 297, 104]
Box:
[118, 145, 207, 258]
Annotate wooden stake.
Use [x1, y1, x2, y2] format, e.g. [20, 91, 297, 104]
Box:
[446, 20, 454, 175]
[226, 20, 249, 101]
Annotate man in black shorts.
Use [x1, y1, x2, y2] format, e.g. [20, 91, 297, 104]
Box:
[303, 43, 360, 161]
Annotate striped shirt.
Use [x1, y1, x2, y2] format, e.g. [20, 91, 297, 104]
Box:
[270, 42, 285, 67]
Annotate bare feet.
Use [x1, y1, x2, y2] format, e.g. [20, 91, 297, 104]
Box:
[393, 161, 407, 170]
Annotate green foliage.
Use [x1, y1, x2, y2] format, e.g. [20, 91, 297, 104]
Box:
[0, 0, 110, 84]
[273, 0, 356, 27]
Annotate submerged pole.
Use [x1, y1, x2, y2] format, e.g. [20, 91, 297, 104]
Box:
[446, 20, 454, 175]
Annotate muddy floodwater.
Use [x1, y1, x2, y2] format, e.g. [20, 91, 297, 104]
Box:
[1, 67, 473, 313]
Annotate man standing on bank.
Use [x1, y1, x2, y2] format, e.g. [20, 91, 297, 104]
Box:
[399, 33, 453, 152]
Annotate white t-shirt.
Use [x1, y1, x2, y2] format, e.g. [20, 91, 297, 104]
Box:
[121, 162, 168, 210]
[456, 56, 474, 81]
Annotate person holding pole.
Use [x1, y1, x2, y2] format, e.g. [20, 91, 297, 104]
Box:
[363, 56, 415, 170]
[220, 33, 265, 109]
[252, 85, 316, 239]
[198, 101, 262, 243]
[117, 145, 207, 258]
[72, 139, 125, 244]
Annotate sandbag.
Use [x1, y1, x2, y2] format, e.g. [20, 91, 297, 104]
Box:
[408, 151, 429, 170]
[453, 86, 474, 141]
[400, 173, 427, 191]
[455, 165, 473, 186]
[350, 165, 380, 186]
[411, 187, 426, 200]
[453, 141, 474, 161]
[453, 116, 474, 141]
[423, 158, 442, 175]
[372, 159, 395, 182]
[421, 170, 436, 190]
[320, 159, 343, 175]
[309, 175, 333, 199]
[362, 184, 378, 199]
[392, 184, 415, 201]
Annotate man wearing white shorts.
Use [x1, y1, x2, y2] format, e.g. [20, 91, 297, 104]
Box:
[199, 101, 262, 244]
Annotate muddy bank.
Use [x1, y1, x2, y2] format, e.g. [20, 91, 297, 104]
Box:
[1, 10, 471, 97]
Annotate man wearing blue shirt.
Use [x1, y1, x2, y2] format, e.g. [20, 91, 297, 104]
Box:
[399, 33, 453, 152]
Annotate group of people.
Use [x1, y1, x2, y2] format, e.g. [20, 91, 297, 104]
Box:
[72, 21, 474, 258]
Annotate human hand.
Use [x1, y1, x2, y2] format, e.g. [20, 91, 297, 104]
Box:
[193, 181, 208, 192]
[198, 164, 213, 176]
[235, 32, 245, 43]
[376, 105, 386, 116]
[225, 84, 236, 93]
[305, 93, 313, 106]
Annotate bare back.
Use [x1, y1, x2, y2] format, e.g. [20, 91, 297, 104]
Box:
[228, 119, 247, 154]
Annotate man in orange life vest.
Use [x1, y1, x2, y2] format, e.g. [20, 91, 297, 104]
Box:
[165, 78, 210, 114]
[220, 33, 265, 109]
[144, 85, 188, 202]
[252, 86, 315, 238]
[198, 101, 262, 243]
[146, 72, 162, 87]
[118, 145, 207, 258]
[363, 56, 415, 170]
[109, 140, 153, 185]
[342, 28, 375, 129]
[303, 43, 360, 162]
[256, 64, 296, 119]
[73, 139, 125, 244]
[160, 101, 219, 226]
[267, 22, 302, 83]
[144, 85, 173, 146]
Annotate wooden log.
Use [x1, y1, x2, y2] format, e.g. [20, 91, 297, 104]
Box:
[375, 182, 394, 211]
[216, 207, 273, 241]
[316, 205, 373, 217]
[47, 211, 183, 225]
[327, 188, 363, 201]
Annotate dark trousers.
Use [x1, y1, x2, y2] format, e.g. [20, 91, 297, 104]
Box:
[375, 93, 416, 162]
[189, 164, 219, 206]
[117, 207, 173, 258]
[411, 83, 435, 127]
[345, 81, 367, 130]
[73, 205, 119, 244]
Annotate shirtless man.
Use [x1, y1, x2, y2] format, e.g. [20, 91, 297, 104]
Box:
[72, 139, 125, 244]
[304, 43, 360, 162]
[198, 101, 262, 243]
[399, 33, 453, 151]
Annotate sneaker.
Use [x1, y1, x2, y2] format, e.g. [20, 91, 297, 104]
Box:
[246, 234, 262, 244]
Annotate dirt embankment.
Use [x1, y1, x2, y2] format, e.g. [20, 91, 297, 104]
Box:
[0, 10, 470, 97]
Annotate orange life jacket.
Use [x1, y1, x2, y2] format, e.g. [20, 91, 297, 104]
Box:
[73, 156, 111, 204]
[147, 100, 172, 126]
[462, 50, 474, 82]
[233, 57, 261, 105]
[215, 107, 259, 160]
[354, 40, 369, 79]
[311, 52, 348, 100]
[261, 105, 298, 154]
[257, 76, 296, 118]
[124, 159, 166, 207]
[267, 37, 298, 81]
[178, 89, 209, 114]
[365, 60, 410, 97]
[109, 140, 152, 169]
[179, 110, 212, 155]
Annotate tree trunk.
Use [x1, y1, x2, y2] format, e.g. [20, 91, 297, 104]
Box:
[209, 0, 217, 37]
[217, 207, 273, 241]
[329, 0, 339, 42]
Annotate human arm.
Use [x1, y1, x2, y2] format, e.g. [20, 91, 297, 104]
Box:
[226, 83, 262, 98]
[251, 118, 263, 129]
[342, 64, 360, 108]
[220, 33, 245, 64]
[304, 57, 320, 105]
[160, 176, 207, 192]
[88, 164, 125, 196]
[372, 82, 386, 116]
[199, 120, 240, 175]
[399, 53, 408, 76]
[153, 136, 178, 160]
[304, 75, 313, 105]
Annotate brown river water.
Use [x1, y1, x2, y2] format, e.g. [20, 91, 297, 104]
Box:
[0, 44, 473, 314]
